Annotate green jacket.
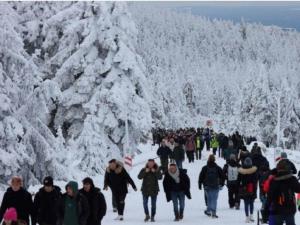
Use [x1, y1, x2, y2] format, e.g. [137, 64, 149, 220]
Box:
[171, 145, 185, 161]
[210, 137, 219, 148]
[138, 164, 162, 196]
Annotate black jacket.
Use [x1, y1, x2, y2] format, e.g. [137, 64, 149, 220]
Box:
[157, 146, 172, 159]
[58, 192, 90, 225]
[251, 154, 269, 172]
[34, 186, 62, 225]
[138, 163, 162, 196]
[79, 187, 106, 225]
[163, 169, 191, 202]
[267, 172, 300, 215]
[104, 162, 137, 194]
[237, 166, 258, 200]
[0, 187, 35, 225]
[199, 162, 225, 189]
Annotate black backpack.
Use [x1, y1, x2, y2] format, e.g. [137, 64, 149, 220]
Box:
[204, 166, 219, 188]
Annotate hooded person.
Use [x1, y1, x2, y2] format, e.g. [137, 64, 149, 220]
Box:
[0, 177, 35, 225]
[223, 154, 240, 209]
[266, 160, 300, 225]
[33, 176, 62, 225]
[238, 157, 258, 223]
[79, 178, 106, 225]
[58, 181, 89, 225]
[138, 159, 163, 222]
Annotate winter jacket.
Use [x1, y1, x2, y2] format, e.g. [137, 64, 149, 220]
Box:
[198, 162, 225, 189]
[171, 145, 185, 161]
[237, 166, 258, 200]
[210, 137, 219, 149]
[163, 169, 191, 202]
[0, 187, 35, 225]
[219, 135, 229, 149]
[238, 150, 251, 163]
[281, 159, 297, 175]
[267, 171, 300, 215]
[195, 136, 204, 150]
[33, 186, 62, 225]
[58, 182, 90, 225]
[223, 147, 238, 161]
[104, 161, 137, 195]
[251, 154, 270, 172]
[79, 187, 106, 225]
[138, 163, 162, 196]
[185, 136, 196, 152]
[156, 146, 172, 159]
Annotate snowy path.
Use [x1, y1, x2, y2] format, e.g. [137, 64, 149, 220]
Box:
[101, 145, 300, 225]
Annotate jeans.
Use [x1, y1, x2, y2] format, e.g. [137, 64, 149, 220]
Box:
[272, 215, 295, 225]
[171, 191, 185, 216]
[175, 160, 183, 169]
[205, 188, 219, 215]
[244, 199, 254, 217]
[143, 195, 157, 216]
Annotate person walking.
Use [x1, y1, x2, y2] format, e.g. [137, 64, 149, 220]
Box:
[185, 135, 195, 163]
[210, 134, 220, 157]
[156, 141, 172, 172]
[195, 132, 204, 160]
[266, 160, 300, 225]
[163, 164, 191, 221]
[57, 181, 89, 225]
[0, 177, 35, 225]
[171, 142, 185, 169]
[223, 154, 240, 209]
[104, 159, 137, 221]
[79, 178, 107, 225]
[237, 157, 258, 223]
[138, 159, 163, 222]
[199, 154, 225, 218]
[33, 176, 62, 225]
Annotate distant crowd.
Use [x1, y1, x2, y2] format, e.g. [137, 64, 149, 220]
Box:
[0, 127, 300, 225]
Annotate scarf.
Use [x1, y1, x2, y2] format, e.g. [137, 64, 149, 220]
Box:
[169, 168, 180, 183]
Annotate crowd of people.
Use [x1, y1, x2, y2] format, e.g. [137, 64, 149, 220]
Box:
[0, 127, 300, 225]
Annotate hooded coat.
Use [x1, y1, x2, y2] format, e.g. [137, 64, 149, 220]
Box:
[58, 181, 90, 225]
[138, 162, 162, 196]
[237, 166, 258, 200]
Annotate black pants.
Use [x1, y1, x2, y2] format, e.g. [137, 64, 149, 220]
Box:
[228, 183, 239, 208]
[112, 193, 117, 209]
[205, 140, 210, 151]
[186, 151, 195, 163]
[114, 192, 127, 215]
[213, 148, 217, 155]
[195, 148, 202, 160]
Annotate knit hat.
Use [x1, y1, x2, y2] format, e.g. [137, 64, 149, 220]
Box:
[43, 176, 54, 186]
[4, 208, 17, 221]
[243, 157, 253, 168]
[281, 152, 287, 159]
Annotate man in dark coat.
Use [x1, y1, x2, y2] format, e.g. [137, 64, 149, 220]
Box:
[280, 152, 297, 175]
[266, 159, 300, 225]
[171, 142, 185, 169]
[138, 159, 162, 222]
[79, 177, 106, 225]
[0, 176, 35, 225]
[163, 163, 191, 221]
[34, 176, 62, 225]
[156, 141, 172, 172]
[58, 181, 89, 225]
[104, 159, 137, 221]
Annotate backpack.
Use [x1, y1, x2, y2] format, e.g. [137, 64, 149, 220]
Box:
[227, 165, 238, 182]
[204, 166, 219, 188]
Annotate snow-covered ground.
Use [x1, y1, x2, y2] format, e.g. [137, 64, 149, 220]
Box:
[1, 143, 300, 225]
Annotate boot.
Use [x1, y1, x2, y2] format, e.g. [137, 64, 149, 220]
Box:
[249, 214, 255, 222]
[174, 213, 180, 221]
[179, 213, 184, 220]
[113, 207, 118, 213]
[235, 203, 240, 210]
[144, 215, 150, 222]
[150, 216, 155, 222]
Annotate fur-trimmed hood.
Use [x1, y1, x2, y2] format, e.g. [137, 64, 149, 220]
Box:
[106, 161, 124, 174]
[238, 166, 257, 175]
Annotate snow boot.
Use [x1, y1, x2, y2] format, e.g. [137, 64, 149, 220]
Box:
[144, 215, 150, 222]
[174, 213, 180, 221]
[235, 203, 240, 210]
[113, 208, 118, 213]
[204, 210, 211, 217]
[150, 216, 155, 222]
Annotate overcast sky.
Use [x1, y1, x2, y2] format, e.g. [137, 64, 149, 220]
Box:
[135, 1, 300, 31]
